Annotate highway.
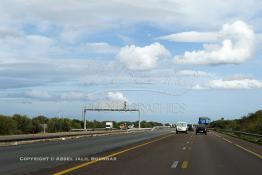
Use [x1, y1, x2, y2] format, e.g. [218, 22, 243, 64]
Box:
[0, 129, 261, 175]
[0, 129, 171, 175]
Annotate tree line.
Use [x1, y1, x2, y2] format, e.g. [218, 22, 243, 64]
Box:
[0, 114, 164, 135]
[210, 110, 262, 134]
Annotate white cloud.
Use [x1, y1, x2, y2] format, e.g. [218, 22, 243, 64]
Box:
[0, 1, 261, 104]
[20, 90, 92, 101]
[0, 27, 23, 38]
[117, 42, 170, 70]
[24, 90, 52, 100]
[193, 78, 262, 90]
[174, 21, 255, 65]
[223, 74, 253, 81]
[177, 70, 211, 77]
[107, 92, 128, 102]
[0, 27, 57, 64]
[60, 92, 90, 101]
[191, 84, 208, 90]
[157, 31, 218, 42]
[6, 90, 129, 102]
[82, 42, 119, 54]
[1, 0, 261, 31]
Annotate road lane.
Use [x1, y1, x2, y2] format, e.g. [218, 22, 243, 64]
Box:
[51, 131, 261, 175]
[188, 132, 261, 175]
[51, 132, 193, 175]
[0, 129, 173, 175]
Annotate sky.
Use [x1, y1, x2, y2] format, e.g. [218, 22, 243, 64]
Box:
[0, 0, 262, 123]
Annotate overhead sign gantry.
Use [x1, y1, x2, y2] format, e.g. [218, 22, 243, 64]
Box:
[82, 102, 141, 130]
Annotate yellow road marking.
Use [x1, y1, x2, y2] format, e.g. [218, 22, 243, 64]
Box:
[53, 134, 174, 175]
[234, 144, 262, 159]
[181, 161, 188, 169]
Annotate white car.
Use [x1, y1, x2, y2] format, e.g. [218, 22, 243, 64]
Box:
[176, 122, 188, 134]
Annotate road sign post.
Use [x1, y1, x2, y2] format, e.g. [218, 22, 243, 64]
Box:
[40, 124, 47, 134]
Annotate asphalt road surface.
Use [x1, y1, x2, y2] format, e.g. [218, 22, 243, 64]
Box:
[0, 129, 261, 175]
[0, 129, 172, 175]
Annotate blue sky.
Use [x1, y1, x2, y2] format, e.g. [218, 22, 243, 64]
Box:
[0, 0, 262, 123]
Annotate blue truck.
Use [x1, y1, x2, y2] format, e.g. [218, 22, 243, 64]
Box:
[198, 117, 210, 125]
[196, 117, 210, 135]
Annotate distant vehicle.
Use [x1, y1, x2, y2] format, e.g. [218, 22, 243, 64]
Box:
[196, 124, 207, 135]
[119, 123, 127, 130]
[187, 124, 194, 131]
[128, 124, 134, 129]
[170, 124, 176, 128]
[176, 122, 188, 134]
[105, 122, 113, 130]
[198, 117, 210, 125]
[196, 117, 210, 135]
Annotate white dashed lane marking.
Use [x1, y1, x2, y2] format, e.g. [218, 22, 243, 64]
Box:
[171, 161, 179, 168]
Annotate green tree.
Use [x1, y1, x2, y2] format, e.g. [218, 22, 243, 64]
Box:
[12, 114, 33, 134]
[210, 110, 262, 134]
[71, 119, 82, 129]
[32, 115, 49, 133]
[0, 115, 17, 135]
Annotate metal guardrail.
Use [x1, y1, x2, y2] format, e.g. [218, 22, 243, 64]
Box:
[127, 126, 170, 132]
[0, 130, 125, 143]
[0, 126, 170, 143]
[229, 131, 262, 138]
[215, 129, 262, 138]
[215, 129, 262, 145]
[0, 126, 166, 143]
[151, 126, 171, 131]
[127, 128, 152, 132]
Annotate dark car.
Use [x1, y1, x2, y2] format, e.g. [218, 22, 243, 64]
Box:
[195, 125, 207, 135]
[187, 124, 194, 131]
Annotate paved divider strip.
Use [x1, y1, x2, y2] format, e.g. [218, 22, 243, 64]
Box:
[0, 130, 127, 143]
[1, 126, 170, 143]
[213, 132, 262, 159]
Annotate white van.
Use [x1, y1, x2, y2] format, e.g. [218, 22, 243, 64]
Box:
[176, 122, 188, 134]
[105, 122, 113, 130]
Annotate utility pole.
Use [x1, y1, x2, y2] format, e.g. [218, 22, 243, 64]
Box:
[124, 101, 127, 110]
[82, 107, 87, 130]
[138, 110, 141, 129]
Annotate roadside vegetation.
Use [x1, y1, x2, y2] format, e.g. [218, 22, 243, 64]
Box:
[0, 114, 164, 135]
[210, 110, 262, 134]
[210, 110, 262, 145]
